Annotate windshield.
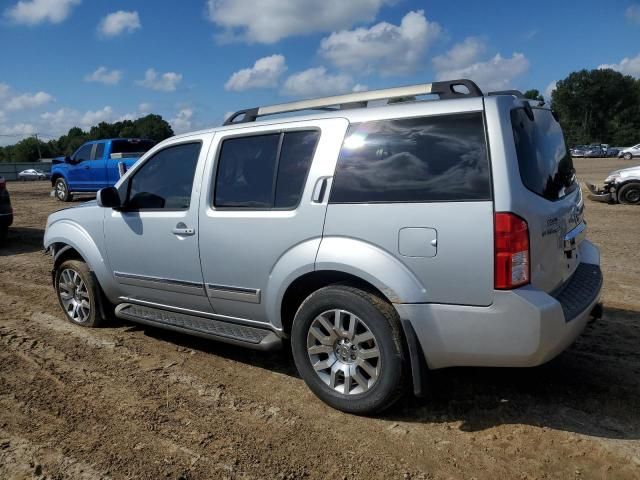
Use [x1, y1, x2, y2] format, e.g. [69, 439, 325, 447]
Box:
[511, 108, 576, 201]
[111, 140, 155, 156]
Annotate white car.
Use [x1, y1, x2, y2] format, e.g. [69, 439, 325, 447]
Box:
[618, 144, 640, 160]
[18, 169, 48, 181]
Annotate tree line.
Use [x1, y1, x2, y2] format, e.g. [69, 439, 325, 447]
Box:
[0, 114, 173, 163]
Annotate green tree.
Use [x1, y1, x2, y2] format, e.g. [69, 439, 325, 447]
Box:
[132, 114, 174, 141]
[524, 89, 544, 102]
[11, 137, 51, 162]
[552, 69, 640, 146]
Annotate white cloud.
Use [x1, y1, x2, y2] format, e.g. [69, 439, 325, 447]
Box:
[4, 0, 80, 25]
[80, 106, 114, 126]
[0, 84, 10, 98]
[98, 10, 141, 37]
[170, 108, 193, 134]
[5, 91, 54, 111]
[626, 5, 640, 25]
[40, 105, 116, 131]
[544, 80, 557, 101]
[138, 102, 152, 114]
[599, 53, 640, 78]
[433, 37, 486, 71]
[207, 0, 394, 44]
[352, 84, 368, 92]
[84, 66, 122, 86]
[225, 54, 287, 91]
[433, 39, 529, 92]
[319, 10, 441, 75]
[136, 69, 182, 92]
[282, 67, 353, 97]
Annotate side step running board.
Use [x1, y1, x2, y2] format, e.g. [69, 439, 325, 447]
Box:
[115, 303, 282, 351]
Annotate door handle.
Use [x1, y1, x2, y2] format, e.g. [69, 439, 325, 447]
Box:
[312, 177, 329, 203]
[172, 223, 195, 236]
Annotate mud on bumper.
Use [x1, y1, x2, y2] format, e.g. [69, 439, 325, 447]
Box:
[585, 182, 615, 203]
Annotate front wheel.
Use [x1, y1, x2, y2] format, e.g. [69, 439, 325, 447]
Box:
[54, 259, 103, 327]
[624, 153, 633, 160]
[291, 285, 406, 414]
[54, 178, 73, 202]
[618, 182, 640, 205]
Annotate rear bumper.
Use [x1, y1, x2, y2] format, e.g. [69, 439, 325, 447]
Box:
[396, 241, 602, 369]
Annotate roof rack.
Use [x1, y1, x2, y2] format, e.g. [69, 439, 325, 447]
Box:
[487, 89, 525, 98]
[223, 79, 483, 126]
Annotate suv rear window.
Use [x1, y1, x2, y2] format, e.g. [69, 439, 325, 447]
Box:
[329, 113, 491, 203]
[511, 108, 576, 201]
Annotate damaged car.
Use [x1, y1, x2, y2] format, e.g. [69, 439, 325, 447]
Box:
[586, 164, 640, 205]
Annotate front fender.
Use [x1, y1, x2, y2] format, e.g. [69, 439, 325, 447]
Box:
[315, 236, 426, 304]
[44, 219, 117, 300]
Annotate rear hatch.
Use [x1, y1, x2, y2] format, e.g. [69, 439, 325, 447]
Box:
[510, 106, 584, 293]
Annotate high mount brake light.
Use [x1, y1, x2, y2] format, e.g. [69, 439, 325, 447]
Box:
[494, 212, 530, 289]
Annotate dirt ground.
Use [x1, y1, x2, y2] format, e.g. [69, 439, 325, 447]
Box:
[1, 157, 639, 480]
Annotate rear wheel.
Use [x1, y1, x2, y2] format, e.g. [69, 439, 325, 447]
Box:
[618, 182, 640, 205]
[54, 260, 103, 327]
[54, 178, 73, 202]
[291, 285, 406, 414]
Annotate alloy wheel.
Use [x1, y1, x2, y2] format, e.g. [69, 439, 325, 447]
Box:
[306, 309, 380, 395]
[58, 268, 91, 323]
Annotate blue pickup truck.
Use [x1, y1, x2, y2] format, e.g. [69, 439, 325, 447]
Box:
[51, 138, 155, 201]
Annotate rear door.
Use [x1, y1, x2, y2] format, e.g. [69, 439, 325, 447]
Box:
[198, 119, 348, 323]
[323, 100, 495, 307]
[508, 106, 584, 293]
[91, 141, 108, 189]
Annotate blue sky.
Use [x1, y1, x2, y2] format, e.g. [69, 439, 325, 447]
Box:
[1, 0, 639, 146]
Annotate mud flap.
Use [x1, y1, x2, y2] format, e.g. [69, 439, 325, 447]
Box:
[400, 319, 429, 397]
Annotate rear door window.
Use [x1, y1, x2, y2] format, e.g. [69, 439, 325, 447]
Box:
[93, 142, 105, 160]
[214, 130, 319, 209]
[330, 113, 491, 203]
[511, 108, 576, 200]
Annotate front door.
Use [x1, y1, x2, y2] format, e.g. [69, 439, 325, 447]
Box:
[66, 143, 94, 190]
[198, 119, 348, 325]
[104, 135, 212, 312]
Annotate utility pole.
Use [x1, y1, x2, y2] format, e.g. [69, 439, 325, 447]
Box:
[34, 133, 42, 161]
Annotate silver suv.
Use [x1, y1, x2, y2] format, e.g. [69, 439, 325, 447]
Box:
[44, 80, 603, 414]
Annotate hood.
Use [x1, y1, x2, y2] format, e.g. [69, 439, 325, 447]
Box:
[608, 165, 640, 178]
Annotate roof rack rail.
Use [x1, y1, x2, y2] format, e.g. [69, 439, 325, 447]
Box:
[487, 90, 525, 98]
[223, 79, 483, 126]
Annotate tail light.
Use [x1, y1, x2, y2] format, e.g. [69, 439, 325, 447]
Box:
[494, 212, 530, 289]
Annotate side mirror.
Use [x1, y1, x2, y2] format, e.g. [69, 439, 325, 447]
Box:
[64, 155, 72, 163]
[97, 186, 122, 209]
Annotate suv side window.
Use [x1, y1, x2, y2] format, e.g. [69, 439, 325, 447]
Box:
[330, 113, 491, 203]
[73, 144, 93, 162]
[93, 142, 105, 160]
[127, 142, 201, 210]
[215, 130, 319, 209]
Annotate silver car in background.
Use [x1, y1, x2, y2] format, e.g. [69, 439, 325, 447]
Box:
[18, 169, 48, 180]
[618, 143, 640, 160]
[587, 164, 640, 204]
[43, 79, 603, 414]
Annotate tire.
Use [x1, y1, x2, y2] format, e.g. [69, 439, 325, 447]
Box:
[54, 178, 73, 202]
[0, 225, 7, 242]
[291, 285, 406, 414]
[624, 153, 633, 160]
[54, 259, 103, 327]
[618, 182, 640, 205]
